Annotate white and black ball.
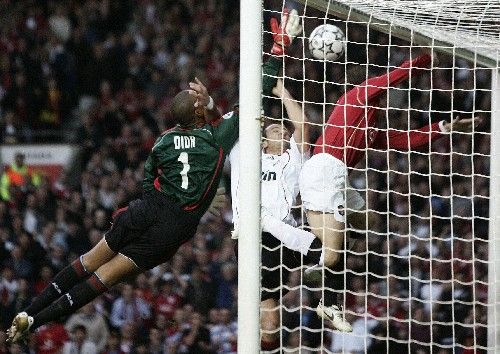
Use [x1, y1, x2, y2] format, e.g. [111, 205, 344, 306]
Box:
[308, 24, 346, 61]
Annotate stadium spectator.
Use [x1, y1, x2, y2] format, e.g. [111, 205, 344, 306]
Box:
[146, 327, 163, 354]
[110, 284, 151, 331]
[0, 112, 25, 144]
[285, 331, 312, 354]
[153, 278, 182, 322]
[0, 153, 40, 202]
[118, 322, 136, 354]
[65, 301, 109, 353]
[185, 265, 216, 316]
[35, 322, 68, 354]
[177, 312, 213, 354]
[62, 324, 97, 354]
[215, 262, 237, 310]
[210, 308, 237, 354]
[102, 331, 123, 354]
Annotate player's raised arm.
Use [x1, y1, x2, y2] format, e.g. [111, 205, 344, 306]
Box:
[188, 77, 221, 122]
[263, 9, 302, 96]
[272, 79, 308, 147]
[212, 8, 302, 153]
[349, 54, 433, 106]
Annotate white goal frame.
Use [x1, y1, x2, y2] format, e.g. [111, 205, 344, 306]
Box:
[237, 1, 263, 353]
[489, 69, 500, 352]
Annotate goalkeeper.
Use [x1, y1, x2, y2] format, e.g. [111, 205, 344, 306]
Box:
[299, 53, 482, 330]
[4, 12, 291, 345]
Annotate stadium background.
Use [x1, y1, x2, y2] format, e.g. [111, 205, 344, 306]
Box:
[0, 0, 489, 353]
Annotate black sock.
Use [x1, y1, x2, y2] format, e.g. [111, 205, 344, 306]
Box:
[24, 256, 90, 316]
[323, 259, 344, 307]
[31, 273, 107, 331]
[304, 238, 323, 265]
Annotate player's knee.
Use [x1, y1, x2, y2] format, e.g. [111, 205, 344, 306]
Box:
[261, 305, 279, 338]
[81, 254, 99, 273]
[81, 239, 116, 273]
[323, 251, 341, 268]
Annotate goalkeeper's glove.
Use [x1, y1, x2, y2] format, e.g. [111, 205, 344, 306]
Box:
[207, 187, 226, 217]
[270, 8, 302, 56]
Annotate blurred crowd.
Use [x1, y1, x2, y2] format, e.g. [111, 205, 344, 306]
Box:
[0, 0, 491, 353]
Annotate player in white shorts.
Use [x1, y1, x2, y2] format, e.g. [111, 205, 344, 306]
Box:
[299, 53, 482, 328]
[229, 9, 348, 349]
[230, 78, 330, 349]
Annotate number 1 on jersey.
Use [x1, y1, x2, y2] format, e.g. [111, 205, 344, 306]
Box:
[178, 152, 190, 189]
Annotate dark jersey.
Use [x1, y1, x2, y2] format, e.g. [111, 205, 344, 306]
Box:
[142, 56, 281, 214]
[314, 54, 445, 168]
[143, 111, 238, 213]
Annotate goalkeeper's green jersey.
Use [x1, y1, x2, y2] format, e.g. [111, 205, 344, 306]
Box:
[143, 111, 238, 213]
[142, 57, 282, 214]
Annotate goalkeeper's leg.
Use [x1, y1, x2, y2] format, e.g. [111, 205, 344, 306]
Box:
[22, 239, 115, 317]
[7, 240, 136, 343]
[29, 253, 138, 333]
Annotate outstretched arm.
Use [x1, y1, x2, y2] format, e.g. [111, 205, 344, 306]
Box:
[372, 116, 483, 150]
[371, 122, 444, 151]
[347, 54, 432, 106]
[262, 9, 302, 97]
[212, 9, 302, 149]
[442, 116, 483, 133]
[272, 79, 308, 146]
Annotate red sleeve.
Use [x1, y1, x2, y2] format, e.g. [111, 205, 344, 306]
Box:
[346, 54, 432, 106]
[372, 122, 445, 151]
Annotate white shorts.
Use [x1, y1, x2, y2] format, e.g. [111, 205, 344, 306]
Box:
[299, 153, 365, 222]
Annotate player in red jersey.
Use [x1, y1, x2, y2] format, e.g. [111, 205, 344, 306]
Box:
[299, 53, 482, 329]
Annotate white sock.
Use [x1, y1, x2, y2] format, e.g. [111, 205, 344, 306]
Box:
[261, 213, 316, 256]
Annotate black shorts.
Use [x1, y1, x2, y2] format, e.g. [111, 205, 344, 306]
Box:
[261, 232, 302, 302]
[104, 191, 200, 270]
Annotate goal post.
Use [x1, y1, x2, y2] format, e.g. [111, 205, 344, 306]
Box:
[238, 0, 262, 353]
[489, 68, 500, 352]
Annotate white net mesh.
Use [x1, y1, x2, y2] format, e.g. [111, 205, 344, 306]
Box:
[259, 0, 496, 352]
[298, 0, 500, 66]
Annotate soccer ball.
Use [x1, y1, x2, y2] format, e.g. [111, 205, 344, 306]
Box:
[308, 24, 346, 61]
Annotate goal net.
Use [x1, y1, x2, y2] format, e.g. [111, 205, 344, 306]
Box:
[256, 0, 499, 352]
